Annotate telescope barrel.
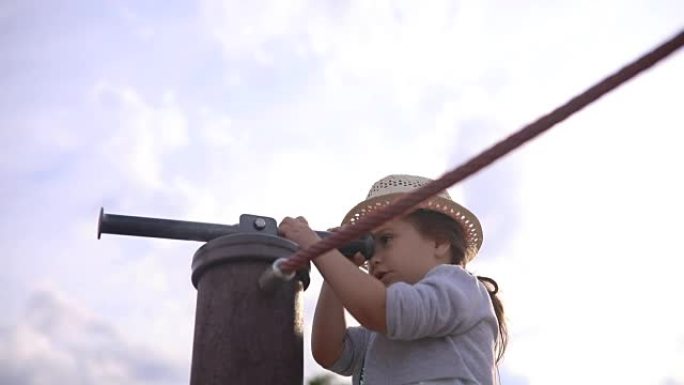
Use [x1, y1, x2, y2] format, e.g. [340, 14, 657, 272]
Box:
[98, 208, 375, 260]
[98, 208, 238, 242]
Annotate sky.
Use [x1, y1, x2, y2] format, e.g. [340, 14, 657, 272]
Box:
[1, 1, 683, 384]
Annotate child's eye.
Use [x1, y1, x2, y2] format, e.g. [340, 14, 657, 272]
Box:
[377, 234, 393, 246]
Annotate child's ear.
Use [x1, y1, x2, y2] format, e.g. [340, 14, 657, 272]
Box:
[434, 239, 451, 261]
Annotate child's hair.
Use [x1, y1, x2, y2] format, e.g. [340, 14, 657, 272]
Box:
[404, 209, 508, 364]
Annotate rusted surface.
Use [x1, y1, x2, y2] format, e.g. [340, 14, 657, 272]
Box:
[190, 234, 304, 385]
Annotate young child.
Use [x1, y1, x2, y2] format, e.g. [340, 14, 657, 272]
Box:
[279, 174, 507, 385]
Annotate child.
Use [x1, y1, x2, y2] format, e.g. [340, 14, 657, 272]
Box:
[279, 175, 507, 385]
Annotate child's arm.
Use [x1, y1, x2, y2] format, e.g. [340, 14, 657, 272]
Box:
[311, 281, 346, 368]
[313, 249, 387, 333]
[279, 217, 387, 333]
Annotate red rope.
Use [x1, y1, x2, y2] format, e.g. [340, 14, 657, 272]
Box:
[279, 28, 684, 274]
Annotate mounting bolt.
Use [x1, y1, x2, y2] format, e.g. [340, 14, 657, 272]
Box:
[253, 217, 267, 230]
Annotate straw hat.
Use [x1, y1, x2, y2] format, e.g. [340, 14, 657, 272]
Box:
[341, 174, 483, 262]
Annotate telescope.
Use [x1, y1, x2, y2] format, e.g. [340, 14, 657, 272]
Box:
[97, 208, 375, 261]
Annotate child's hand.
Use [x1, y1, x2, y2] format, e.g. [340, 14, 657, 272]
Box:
[279, 216, 321, 248]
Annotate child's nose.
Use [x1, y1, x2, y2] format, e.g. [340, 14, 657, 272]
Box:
[370, 251, 383, 265]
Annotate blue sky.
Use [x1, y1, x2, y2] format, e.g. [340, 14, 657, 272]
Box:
[1, 1, 683, 384]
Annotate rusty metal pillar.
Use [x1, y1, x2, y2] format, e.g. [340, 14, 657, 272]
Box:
[97, 209, 371, 384]
[189, 217, 306, 385]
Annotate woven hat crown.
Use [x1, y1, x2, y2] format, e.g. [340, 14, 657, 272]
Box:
[365, 174, 451, 200]
[342, 175, 483, 262]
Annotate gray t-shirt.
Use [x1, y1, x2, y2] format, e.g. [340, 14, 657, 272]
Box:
[328, 265, 498, 385]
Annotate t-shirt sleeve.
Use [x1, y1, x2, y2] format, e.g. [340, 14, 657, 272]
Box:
[386, 266, 484, 340]
[327, 326, 371, 376]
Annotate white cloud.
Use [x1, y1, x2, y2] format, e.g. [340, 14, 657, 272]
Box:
[199, 0, 498, 113]
[0, 288, 186, 385]
[311, 1, 492, 103]
[91, 82, 189, 191]
[199, 0, 310, 62]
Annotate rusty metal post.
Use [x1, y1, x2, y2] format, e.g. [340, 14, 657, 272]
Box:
[97, 210, 324, 383]
[189, 229, 305, 385]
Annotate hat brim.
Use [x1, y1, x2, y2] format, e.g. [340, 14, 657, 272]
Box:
[341, 193, 483, 262]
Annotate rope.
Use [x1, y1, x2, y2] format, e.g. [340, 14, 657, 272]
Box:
[279, 28, 684, 274]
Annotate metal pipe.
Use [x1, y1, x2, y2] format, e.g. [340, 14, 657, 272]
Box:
[98, 208, 375, 259]
[98, 208, 238, 242]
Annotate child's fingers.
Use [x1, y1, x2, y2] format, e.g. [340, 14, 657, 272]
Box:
[278, 216, 320, 248]
[351, 252, 366, 267]
[278, 216, 302, 238]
